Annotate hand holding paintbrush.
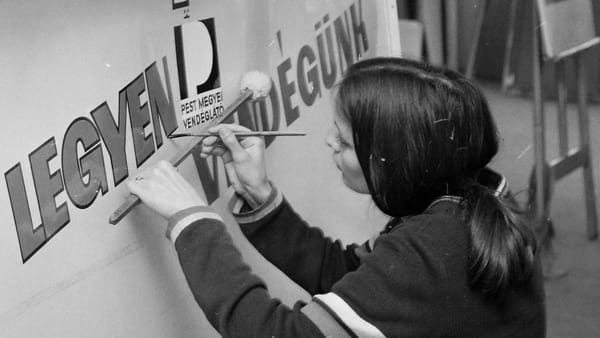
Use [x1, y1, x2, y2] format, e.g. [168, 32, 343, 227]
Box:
[197, 124, 276, 208]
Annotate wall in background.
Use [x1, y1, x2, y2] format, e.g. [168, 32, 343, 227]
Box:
[396, 0, 600, 98]
[460, 0, 600, 98]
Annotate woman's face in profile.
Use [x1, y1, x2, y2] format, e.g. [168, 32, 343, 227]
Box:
[325, 111, 369, 194]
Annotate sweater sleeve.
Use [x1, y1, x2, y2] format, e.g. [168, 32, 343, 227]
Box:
[229, 186, 362, 295]
[167, 206, 329, 337]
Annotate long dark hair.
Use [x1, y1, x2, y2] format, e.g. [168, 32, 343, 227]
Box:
[336, 57, 536, 298]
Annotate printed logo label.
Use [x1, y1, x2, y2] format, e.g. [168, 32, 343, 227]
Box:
[172, 0, 189, 10]
[174, 18, 223, 130]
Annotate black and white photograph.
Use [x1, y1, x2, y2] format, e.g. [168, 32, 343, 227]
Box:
[1, 0, 599, 336]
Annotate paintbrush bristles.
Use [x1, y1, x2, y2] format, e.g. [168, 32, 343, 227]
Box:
[240, 71, 272, 99]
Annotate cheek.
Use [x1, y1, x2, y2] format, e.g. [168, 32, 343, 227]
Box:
[340, 153, 361, 177]
[339, 151, 369, 193]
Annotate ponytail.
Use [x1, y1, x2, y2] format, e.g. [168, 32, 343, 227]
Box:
[462, 181, 537, 298]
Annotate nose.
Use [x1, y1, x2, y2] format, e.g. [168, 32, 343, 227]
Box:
[325, 129, 341, 152]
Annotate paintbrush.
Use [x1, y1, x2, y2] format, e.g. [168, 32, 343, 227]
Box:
[168, 131, 306, 138]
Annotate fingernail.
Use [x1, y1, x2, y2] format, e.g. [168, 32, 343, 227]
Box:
[219, 128, 232, 137]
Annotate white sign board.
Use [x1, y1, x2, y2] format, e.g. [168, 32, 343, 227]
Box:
[0, 0, 395, 336]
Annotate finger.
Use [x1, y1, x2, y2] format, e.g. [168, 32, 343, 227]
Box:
[209, 124, 261, 151]
[209, 124, 252, 134]
[211, 145, 229, 158]
[222, 149, 233, 164]
[223, 161, 251, 202]
[156, 159, 175, 173]
[126, 168, 150, 193]
[240, 136, 264, 149]
[218, 127, 250, 162]
[201, 135, 221, 146]
[200, 143, 228, 159]
[126, 173, 160, 201]
[147, 167, 173, 192]
[126, 178, 143, 196]
[200, 141, 225, 154]
[133, 164, 176, 197]
[222, 161, 258, 207]
[156, 160, 180, 182]
[223, 160, 241, 189]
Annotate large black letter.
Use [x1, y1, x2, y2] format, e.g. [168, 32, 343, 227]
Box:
[5, 163, 46, 262]
[255, 79, 282, 147]
[29, 138, 70, 240]
[350, 0, 369, 58]
[92, 101, 129, 186]
[125, 73, 155, 167]
[145, 58, 178, 149]
[62, 117, 109, 209]
[277, 58, 300, 126]
[334, 13, 355, 71]
[192, 154, 221, 205]
[315, 16, 338, 89]
[297, 44, 321, 107]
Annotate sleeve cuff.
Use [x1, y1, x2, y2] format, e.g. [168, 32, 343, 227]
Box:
[310, 293, 385, 338]
[166, 206, 224, 243]
[228, 183, 284, 224]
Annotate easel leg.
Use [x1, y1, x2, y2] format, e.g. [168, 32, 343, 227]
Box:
[501, 0, 518, 92]
[575, 53, 599, 239]
[532, 1, 547, 236]
[465, 0, 488, 79]
[530, 1, 567, 278]
[556, 60, 568, 157]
